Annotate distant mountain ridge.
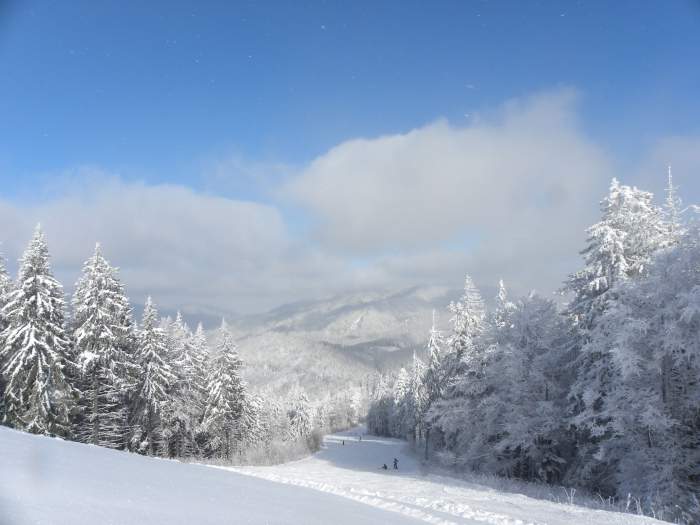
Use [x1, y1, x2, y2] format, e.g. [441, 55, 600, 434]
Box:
[230, 285, 464, 397]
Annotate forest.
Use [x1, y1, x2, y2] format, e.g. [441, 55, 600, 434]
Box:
[0, 231, 362, 465]
[367, 175, 700, 524]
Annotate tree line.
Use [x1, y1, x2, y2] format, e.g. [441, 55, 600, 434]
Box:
[367, 174, 700, 523]
[0, 230, 361, 462]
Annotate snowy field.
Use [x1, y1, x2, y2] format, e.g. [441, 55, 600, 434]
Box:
[0, 426, 421, 525]
[0, 425, 667, 525]
[227, 428, 667, 525]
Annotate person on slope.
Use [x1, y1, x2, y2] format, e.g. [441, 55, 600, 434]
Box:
[381, 463, 388, 470]
[393, 458, 398, 470]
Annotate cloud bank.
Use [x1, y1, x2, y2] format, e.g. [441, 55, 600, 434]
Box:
[2, 89, 695, 319]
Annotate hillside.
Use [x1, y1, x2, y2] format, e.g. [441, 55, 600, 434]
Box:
[0, 425, 668, 525]
[0, 426, 421, 525]
[231, 286, 464, 396]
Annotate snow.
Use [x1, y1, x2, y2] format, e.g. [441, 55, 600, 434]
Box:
[226, 428, 667, 525]
[0, 426, 421, 525]
[0, 425, 667, 525]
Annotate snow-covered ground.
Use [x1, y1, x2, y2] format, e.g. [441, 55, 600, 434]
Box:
[0, 425, 668, 525]
[226, 428, 667, 525]
[0, 426, 422, 525]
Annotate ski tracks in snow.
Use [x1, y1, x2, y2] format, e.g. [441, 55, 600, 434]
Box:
[216, 429, 664, 525]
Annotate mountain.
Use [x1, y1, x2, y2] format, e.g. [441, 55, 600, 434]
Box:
[230, 286, 463, 398]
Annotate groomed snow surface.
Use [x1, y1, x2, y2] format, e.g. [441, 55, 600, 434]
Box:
[1, 426, 666, 525]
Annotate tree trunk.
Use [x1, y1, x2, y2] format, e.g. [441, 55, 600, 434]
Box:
[424, 427, 430, 460]
[91, 369, 99, 445]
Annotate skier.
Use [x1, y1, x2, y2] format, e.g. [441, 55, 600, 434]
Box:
[342, 440, 345, 446]
[381, 463, 388, 470]
[393, 458, 398, 470]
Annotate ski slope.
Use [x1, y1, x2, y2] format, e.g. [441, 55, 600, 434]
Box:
[0, 426, 423, 525]
[227, 428, 667, 525]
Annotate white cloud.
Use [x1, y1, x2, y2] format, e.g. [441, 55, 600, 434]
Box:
[5, 90, 696, 318]
[284, 89, 614, 296]
[0, 172, 318, 316]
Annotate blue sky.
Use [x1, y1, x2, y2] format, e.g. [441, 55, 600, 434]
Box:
[2, 1, 699, 187]
[1, 1, 699, 314]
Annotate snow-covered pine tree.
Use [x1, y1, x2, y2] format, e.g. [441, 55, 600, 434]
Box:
[562, 178, 666, 491]
[71, 243, 137, 449]
[429, 276, 486, 460]
[366, 374, 392, 436]
[161, 311, 197, 457]
[443, 275, 485, 383]
[0, 253, 12, 333]
[663, 166, 684, 246]
[287, 387, 313, 442]
[229, 389, 263, 453]
[479, 293, 571, 483]
[563, 178, 665, 331]
[583, 221, 700, 521]
[390, 367, 410, 437]
[130, 296, 175, 455]
[421, 310, 446, 458]
[201, 319, 245, 459]
[313, 401, 328, 433]
[0, 252, 14, 420]
[188, 322, 209, 450]
[407, 352, 427, 443]
[0, 226, 75, 435]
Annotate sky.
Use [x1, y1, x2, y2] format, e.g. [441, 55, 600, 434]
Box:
[1, 0, 699, 319]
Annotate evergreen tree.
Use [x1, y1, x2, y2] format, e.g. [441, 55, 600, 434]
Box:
[201, 320, 245, 459]
[0, 226, 75, 435]
[390, 367, 410, 437]
[663, 166, 684, 245]
[287, 387, 313, 441]
[479, 294, 571, 482]
[406, 352, 427, 442]
[563, 179, 665, 490]
[430, 276, 486, 457]
[71, 244, 136, 448]
[131, 297, 175, 455]
[0, 253, 14, 420]
[582, 223, 700, 520]
[563, 178, 664, 330]
[443, 274, 485, 384]
[162, 311, 196, 457]
[0, 253, 12, 333]
[421, 310, 446, 457]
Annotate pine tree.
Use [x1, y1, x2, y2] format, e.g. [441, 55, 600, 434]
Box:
[391, 367, 410, 437]
[0, 253, 14, 420]
[238, 391, 264, 448]
[583, 223, 700, 520]
[563, 178, 665, 330]
[286, 387, 313, 441]
[480, 294, 571, 482]
[201, 320, 245, 459]
[407, 352, 427, 442]
[563, 179, 665, 490]
[162, 311, 196, 457]
[0, 226, 75, 435]
[444, 274, 485, 383]
[663, 166, 684, 245]
[366, 375, 393, 436]
[430, 276, 486, 459]
[130, 297, 175, 455]
[421, 310, 445, 457]
[71, 244, 136, 448]
[188, 322, 209, 451]
[0, 253, 12, 333]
